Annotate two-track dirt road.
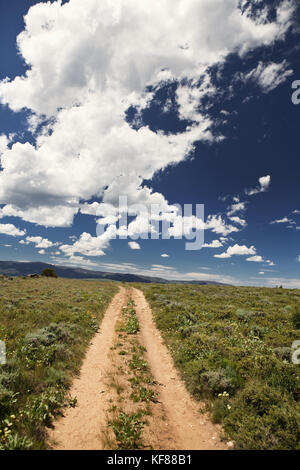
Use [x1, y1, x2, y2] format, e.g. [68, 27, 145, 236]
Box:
[48, 286, 227, 450]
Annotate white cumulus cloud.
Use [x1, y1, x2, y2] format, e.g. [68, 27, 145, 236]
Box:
[214, 243, 256, 259]
[0, 0, 293, 231]
[0, 223, 26, 237]
[203, 239, 223, 248]
[128, 241, 141, 250]
[246, 255, 264, 262]
[245, 175, 271, 196]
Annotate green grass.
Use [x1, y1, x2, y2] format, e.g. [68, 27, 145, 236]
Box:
[108, 410, 145, 450]
[0, 277, 117, 449]
[138, 283, 300, 450]
[107, 297, 157, 449]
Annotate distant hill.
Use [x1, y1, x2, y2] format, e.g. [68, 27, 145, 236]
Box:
[0, 260, 229, 285]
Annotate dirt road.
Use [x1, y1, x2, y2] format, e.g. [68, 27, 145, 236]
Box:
[48, 286, 227, 450]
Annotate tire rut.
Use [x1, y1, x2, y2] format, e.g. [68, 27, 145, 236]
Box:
[48, 286, 127, 450]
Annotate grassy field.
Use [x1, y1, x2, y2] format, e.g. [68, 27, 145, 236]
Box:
[139, 283, 300, 450]
[0, 277, 117, 450]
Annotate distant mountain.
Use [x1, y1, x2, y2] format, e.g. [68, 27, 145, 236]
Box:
[0, 260, 228, 285]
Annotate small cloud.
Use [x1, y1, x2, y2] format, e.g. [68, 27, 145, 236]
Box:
[265, 260, 276, 266]
[26, 236, 55, 249]
[227, 202, 246, 216]
[161, 253, 169, 258]
[244, 61, 293, 93]
[259, 271, 265, 275]
[270, 217, 294, 225]
[214, 244, 256, 259]
[229, 216, 247, 227]
[246, 255, 264, 263]
[128, 241, 141, 250]
[245, 175, 271, 196]
[203, 239, 223, 248]
[38, 249, 45, 254]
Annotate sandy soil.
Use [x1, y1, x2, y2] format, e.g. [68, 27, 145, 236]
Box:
[48, 286, 227, 450]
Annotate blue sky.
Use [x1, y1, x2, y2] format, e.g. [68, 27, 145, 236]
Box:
[0, 0, 299, 287]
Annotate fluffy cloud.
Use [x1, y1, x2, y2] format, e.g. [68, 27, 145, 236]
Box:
[59, 230, 113, 257]
[161, 253, 169, 258]
[0, 135, 9, 154]
[0, 0, 294, 229]
[246, 255, 264, 262]
[0, 223, 26, 237]
[128, 241, 141, 250]
[203, 239, 223, 248]
[245, 175, 271, 196]
[176, 74, 217, 123]
[214, 244, 256, 259]
[205, 215, 240, 236]
[227, 202, 246, 216]
[0, 204, 77, 228]
[24, 236, 56, 249]
[228, 216, 247, 227]
[244, 60, 293, 93]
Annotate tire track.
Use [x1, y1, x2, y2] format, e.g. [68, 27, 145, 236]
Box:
[48, 286, 127, 450]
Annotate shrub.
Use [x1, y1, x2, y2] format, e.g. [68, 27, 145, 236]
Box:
[274, 347, 291, 361]
[0, 386, 18, 419]
[291, 303, 300, 329]
[179, 325, 198, 338]
[251, 325, 264, 338]
[0, 433, 33, 450]
[236, 309, 253, 321]
[224, 383, 300, 449]
[0, 370, 19, 389]
[24, 323, 76, 347]
[200, 369, 236, 396]
[41, 268, 57, 278]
